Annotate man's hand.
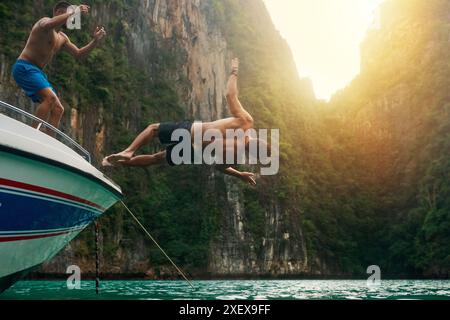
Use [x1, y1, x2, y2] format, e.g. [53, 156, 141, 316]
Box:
[62, 26, 106, 59]
[240, 172, 257, 186]
[78, 5, 90, 15]
[67, 4, 90, 16]
[216, 166, 257, 186]
[93, 26, 107, 42]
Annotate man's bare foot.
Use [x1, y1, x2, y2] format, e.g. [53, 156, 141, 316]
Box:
[102, 157, 114, 167]
[101, 158, 130, 167]
[231, 58, 239, 76]
[102, 150, 134, 167]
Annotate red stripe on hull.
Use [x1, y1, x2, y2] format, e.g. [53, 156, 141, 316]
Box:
[0, 231, 70, 243]
[0, 177, 104, 210]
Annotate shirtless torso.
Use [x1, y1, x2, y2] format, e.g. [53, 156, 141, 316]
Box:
[19, 18, 67, 69]
[13, 4, 105, 130]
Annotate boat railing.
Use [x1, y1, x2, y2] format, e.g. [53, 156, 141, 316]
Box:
[0, 100, 91, 163]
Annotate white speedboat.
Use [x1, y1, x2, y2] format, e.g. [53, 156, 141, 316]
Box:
[0, 100, 122, 293]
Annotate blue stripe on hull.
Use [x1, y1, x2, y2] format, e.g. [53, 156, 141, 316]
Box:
[0, 189, 101, 232]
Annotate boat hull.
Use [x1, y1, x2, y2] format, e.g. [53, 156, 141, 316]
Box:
[0, 150, 121, 293]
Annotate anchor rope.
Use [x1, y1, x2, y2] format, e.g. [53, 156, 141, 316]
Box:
[94, 221, 100, 294]
[120, 201, 195, 289]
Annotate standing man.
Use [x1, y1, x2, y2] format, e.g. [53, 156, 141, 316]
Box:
[12, 1, 107, 129]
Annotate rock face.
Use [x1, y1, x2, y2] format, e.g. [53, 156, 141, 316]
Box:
[4, 0, 446, 279]
[114, 0, 310, 276]
[125, 0, 230, 121]
[0, 0, 311, 277]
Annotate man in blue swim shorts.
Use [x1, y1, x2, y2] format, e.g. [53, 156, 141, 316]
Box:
[12, 1, 107, 130]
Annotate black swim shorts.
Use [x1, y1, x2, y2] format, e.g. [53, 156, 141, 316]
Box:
[158, 121, 194, 166]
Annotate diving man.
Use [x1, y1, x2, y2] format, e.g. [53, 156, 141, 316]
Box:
[103, 59, 270, 186]
[12, 1, 107, 129]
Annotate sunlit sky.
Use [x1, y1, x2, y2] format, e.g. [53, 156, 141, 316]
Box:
[263, 0, 384, 100]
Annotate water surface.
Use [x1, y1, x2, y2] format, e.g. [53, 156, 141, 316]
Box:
[1, 280, 449, 300]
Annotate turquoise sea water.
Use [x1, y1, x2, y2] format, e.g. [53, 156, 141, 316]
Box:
[1, 280, 450, 300]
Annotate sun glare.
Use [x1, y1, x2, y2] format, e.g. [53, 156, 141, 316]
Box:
[263, 0, 384, 100]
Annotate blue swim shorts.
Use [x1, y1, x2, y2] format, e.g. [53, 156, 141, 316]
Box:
[12, 59, 56, 103]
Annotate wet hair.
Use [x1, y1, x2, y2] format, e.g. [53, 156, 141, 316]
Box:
[53, 1, 72, 13]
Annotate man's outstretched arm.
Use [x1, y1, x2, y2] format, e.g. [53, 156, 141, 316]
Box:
[39, 13, 73, 30]
[216, 166, 257, 186]
[62, 27, 107, 59]
[40, 5, 90, 30]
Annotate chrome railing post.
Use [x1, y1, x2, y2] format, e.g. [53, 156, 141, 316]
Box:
[0, 100, 91, 163]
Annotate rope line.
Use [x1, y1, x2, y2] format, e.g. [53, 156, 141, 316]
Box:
[120, 201, 195, 289]
[94, 221, 100, 295]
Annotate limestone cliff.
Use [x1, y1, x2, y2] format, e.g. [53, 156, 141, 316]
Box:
[3, 0, 445, 278]
[0, 0, 314, 278]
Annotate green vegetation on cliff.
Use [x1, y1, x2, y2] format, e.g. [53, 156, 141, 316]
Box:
[0, 0, 449, 277]
[1, 0, 222, 274]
